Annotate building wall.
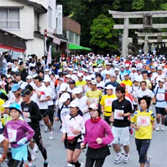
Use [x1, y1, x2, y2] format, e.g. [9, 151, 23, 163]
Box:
[0, 0, 34, 39]
[26, 37, 44, 57]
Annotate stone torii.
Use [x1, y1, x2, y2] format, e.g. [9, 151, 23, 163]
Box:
[135, 32, 167, 54]
[108, 10, 167, 58]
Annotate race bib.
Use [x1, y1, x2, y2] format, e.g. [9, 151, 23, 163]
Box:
[7, 128, 17, 142]
[105, 98, 113, 107]
[90, 98, 98, 103]
[156, 93, 165, 101]
[114, 109, 124, 120]
[137, 116, 150, 127]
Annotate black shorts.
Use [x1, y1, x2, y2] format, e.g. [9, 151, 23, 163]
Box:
[104, 116, 111, 125]
[65, 142, 81, 151]
[155, 107, 166, 115]
[40, 109, 49, 117]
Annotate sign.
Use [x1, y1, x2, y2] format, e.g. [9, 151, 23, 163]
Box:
[56, 5, 63, 35]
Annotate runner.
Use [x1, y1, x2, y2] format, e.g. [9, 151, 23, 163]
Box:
[21, 89, 49, 167]
[131, 96, 155, 167]
[61, 101, 85, 167]
[81, 103, 114, 167]
[153, 78, 167, 131]
[111, 86, 133, 164]
[4, 103, 34, 167]
[100, 85, 117, 125]
[33, 76, 53, 140]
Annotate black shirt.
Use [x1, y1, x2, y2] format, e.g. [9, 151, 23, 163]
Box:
[21, 101, 42, 128]
[112, 98, 132, 127]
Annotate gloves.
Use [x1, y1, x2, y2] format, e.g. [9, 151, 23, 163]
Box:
[17, 137, 27, 145]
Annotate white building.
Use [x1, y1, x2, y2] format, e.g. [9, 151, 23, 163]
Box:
[0, 0, 62, 58]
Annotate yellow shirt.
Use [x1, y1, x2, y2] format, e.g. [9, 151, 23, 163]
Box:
[143, 79, 152, 89]
[0, 99, 5, 125]
[131, 110, 155, 139]
[86, 89, 102, 103]
[100, 94, 117, 116]
[75, 80, 87, 87]
[121, 79, 133, 87]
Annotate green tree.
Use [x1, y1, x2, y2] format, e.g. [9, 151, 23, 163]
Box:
[90, 14, 118, 54]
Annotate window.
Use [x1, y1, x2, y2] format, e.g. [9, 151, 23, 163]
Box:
[0, 8, 20, 29]
[48, 7, 52, 28]
[69, 31, 74, 43]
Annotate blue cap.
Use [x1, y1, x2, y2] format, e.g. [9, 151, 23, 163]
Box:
[11, 84, 21, 92]
[9, 103, 22, 113]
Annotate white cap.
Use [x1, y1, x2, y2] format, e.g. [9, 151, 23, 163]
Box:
[45, 69, 50, 72]
[94, 68, 99, 73]
[2, 100, 11, 108]
[105, 85, 114, 90]
[69, 101, 78, 108]
[124, 73, 129, 76]
[91, 80, 97, 85]
[43, 77, 50, 82]
[105, 71, 110, 75]
[73, 87, 83, 94]
[32, 74, 38, 78]
[89, 103, 98, 110]
[85, 75, 92, 81]
[158, 78, 164, 83]
[134, 78, 140, 82]
[0, 81, 2, 86]
[157, 66, 163, 70]
[115, 68, 119, 71]
[131, 67, 136, 71]
[125, 64, 129, 67]
[59, 93, 70, 103]
[78, 73, 83, 77]
[6, 74, 12, 78]
[110, 73, 116, 77]
[26, 75, 32, 80]
[68, 68, 73, 71]
[65, 74, 71, 78]
[60, 83, 68, 92]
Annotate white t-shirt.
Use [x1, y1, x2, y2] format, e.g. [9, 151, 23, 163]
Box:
[36, 85, 49, 109]
[135, 89, 154, 99]
[18, 80, 28, 90]
[30, 92, 39, 107]
[46, 86, 54, 106]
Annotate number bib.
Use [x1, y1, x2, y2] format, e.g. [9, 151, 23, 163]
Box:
[137, 116, 150, 127]
[7, 128, 17, 142]
[114, 109, 124, 120]
[90, 98, 98, 104]
[105, 98, 113, 107]
[156, 93, 165, 101]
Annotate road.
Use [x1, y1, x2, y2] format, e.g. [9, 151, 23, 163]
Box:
[2, 121, 167, 167]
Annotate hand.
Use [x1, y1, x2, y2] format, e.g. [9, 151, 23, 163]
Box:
[39, 100, 43, 103]
[73, 130, 81, 135]
[152, 125, 156, 131]
[61, 134, 66, 142]
[96, 137, 102, 144]
[17, 137, 27, 145]
[23, 112, 29, 119]
[135, 126, 140, 131]
[54, 117, 59, 122]
[118, 112, 123, 117]
[0, 157, 5, 164]
[80, 143, 85, 149]
[109, 117, 114, 123]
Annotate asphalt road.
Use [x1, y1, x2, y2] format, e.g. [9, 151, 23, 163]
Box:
[1, 120, 167, 167]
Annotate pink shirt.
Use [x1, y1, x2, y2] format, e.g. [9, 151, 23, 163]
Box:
[83, 119, 114, 149]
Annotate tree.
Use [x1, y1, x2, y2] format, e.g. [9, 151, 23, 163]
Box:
[90, 14, 118, 54]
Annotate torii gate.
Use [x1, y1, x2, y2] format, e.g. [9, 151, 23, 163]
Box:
[108, 10, 167, 57]
[135, 32, 167, 54]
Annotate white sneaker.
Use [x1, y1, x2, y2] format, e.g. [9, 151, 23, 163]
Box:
[115, 153, 123, 164]
[145, 156, 151, 167]
[156, 127, 160, 131]
[45, 126, 49, 132]
[33, 143, 39, 153]
[124, 154, 130, 164]
[31, 152, 36, 161]
[49, 131, 53, 140]
[161, 125, 164, 131]
[66, 163, 73, 167]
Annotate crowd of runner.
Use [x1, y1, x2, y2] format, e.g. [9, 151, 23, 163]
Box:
[0, 53, 166, 167]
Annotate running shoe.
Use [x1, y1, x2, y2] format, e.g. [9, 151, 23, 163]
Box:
[31, 152, 36, 161]
[66, 163, 73, 167]
[156, 127, 160, 131]
[49, 131, 53, 140]
[161, 125, 164, 131]
[44, 126, 49, 132]
[33, 143, 39, 153]
[145, 156, 151, 167]
[115, 153, 123, 164]
[124, 154, 130, 164]
[28, 163, 36, 167]
[43, 161, 49, 167]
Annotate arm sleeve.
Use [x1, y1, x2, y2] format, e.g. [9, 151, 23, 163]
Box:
[101, 121, 114, 145]
[23, 121, 35, 141]
[131, 112, 137, 124]
[30, 102, 42, 121]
